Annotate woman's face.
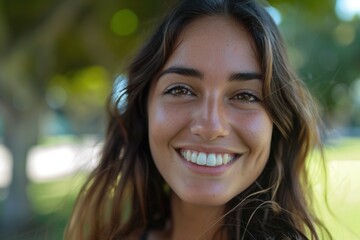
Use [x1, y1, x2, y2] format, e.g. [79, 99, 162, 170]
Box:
[147, 16, 273, 207]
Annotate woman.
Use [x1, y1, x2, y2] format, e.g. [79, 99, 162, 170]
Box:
[65, 0, 331, 239]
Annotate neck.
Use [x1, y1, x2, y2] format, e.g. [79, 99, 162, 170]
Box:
[169, 193, 227, 240]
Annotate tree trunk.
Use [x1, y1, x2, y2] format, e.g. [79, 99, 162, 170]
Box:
[0, 106, 39, 237]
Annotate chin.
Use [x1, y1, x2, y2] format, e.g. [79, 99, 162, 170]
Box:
[176, 189, 234, 207]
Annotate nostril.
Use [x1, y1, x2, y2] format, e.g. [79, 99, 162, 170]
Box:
[190, 117, 229, 140]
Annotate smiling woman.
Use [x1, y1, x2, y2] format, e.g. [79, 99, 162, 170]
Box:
[147, 17, 273, 209]
[65, 0, 332, 239]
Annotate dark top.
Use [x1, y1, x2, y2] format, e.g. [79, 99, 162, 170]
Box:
[140, 231, 148, 240]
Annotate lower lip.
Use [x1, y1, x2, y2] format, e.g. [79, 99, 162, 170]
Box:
[177, 151, 236, 176]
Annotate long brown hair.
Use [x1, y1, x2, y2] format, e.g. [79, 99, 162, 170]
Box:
[65, 0, 331, 239]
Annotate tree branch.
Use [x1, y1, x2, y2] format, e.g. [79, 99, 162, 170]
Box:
[0, 0, 94, 103]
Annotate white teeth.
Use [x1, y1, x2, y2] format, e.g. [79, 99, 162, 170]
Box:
[216, 154, 223, 165]
[197, 153, 207, 165]
[207, 154, 216, 166]
[186, 150, 191, 160]
[191, 152, 197, 163]
[223, 154, 230, 164]
[180, 149, 235, 167]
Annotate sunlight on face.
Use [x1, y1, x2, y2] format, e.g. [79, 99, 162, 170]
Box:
[147, 16, 273, 207]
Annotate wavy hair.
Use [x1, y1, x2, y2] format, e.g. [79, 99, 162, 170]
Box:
[65, 0, 331, 239]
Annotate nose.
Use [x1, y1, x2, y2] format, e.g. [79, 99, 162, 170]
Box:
[190, 97, 230, 141]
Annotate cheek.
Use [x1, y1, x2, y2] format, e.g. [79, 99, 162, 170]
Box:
[149, 103, 182, 140]
[148, 102, 192, 161]
[234, 111, 273, 150]
[147, 102, 191, 182]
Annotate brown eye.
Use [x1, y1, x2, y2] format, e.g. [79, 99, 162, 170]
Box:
[232, 92, 260, 103]
[164, 84, 195, 96]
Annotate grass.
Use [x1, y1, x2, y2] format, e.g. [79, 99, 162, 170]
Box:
[0, 174, 87, 240]
[314, 137, 360, 239]
[27, 174, 87, 240]
[325, 137, 360, 161]
[1, 137, 359, 239]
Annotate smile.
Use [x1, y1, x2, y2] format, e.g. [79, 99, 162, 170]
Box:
[179, 149, 238, 167]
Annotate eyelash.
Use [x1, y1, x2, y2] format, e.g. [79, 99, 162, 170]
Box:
[163, 85, 260, 103]
[231, 91, 260, 103]
[163, 84, 195, 96]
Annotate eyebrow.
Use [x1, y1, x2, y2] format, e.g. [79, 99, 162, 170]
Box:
[229, 72, 263, 81]
[158, 66, 203, 79]
[158, 66, 262, 81]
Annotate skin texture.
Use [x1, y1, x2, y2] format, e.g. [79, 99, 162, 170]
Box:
[147, 16, 274, 239]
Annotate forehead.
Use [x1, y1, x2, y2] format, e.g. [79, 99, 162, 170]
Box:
[163, 16, 260, 74]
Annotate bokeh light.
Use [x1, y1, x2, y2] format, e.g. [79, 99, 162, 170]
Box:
[266, 6, 282, 25]
[336, 0, 360, 21]
[333, 23, 356, 46]
[46, 85, 67, 109]
[113, 74, 128, 113]
[0, 145, 12, 189]
[350, 78, 360, 105]
[110, 9, 138, 36]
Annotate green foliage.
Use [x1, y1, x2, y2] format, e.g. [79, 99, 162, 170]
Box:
[275, 5, 360, 127]
[110, 9, 139, 36]
[45, 66, 112, 134]
[268, 0, 336, 13]
[0, 0, 176, 135]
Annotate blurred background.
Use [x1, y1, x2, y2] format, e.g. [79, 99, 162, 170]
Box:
[0, 0, 359, 239]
